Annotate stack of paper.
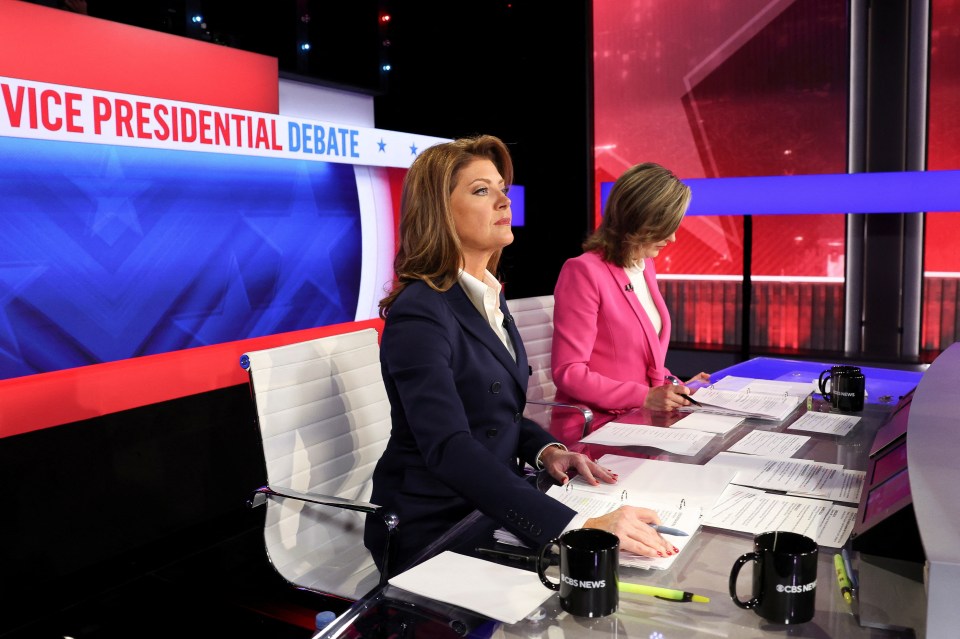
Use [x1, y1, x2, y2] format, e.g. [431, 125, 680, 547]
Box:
[707, 451, 865, 503]
[681, 386, 806, 421]
[702, 484, 857, 548]
[678, 375, 812, 421]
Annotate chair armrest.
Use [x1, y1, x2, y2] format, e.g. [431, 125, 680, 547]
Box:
[248, 484, 400, 584]
[526, 399, 594, 438]
[247, 484, 381, 514]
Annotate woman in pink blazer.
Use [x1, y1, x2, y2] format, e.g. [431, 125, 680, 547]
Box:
[552, 163, 709, 439]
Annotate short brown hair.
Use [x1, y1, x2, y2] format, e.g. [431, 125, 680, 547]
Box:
[583, 162, 690, 267]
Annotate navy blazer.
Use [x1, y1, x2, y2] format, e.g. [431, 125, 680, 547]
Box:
[364, 280, 576, 571]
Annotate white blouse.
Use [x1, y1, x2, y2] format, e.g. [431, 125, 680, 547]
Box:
[624, 261, 662, 335]
[458, 269, 517, 362]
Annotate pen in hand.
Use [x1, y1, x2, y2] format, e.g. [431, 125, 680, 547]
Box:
[679, 393, 702, 407]
[650, 524, 689, 537]
[666, 375, 702, 407]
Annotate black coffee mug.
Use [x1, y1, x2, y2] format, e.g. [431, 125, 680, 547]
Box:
[818, 365, 865, 411]
[537, 528, 619, 618]
[729, 531, 818, 625]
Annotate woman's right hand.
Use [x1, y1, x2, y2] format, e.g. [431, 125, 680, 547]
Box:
[643, 383, 690, 411]
[583, 506, 678, 558]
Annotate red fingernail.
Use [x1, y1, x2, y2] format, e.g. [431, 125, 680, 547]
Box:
[673, 546, 679, 553]
[657, 551, 663, 557]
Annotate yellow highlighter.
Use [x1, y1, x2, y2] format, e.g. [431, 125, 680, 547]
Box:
[619, 581, 710, 603]
[834, 553, 853, 604]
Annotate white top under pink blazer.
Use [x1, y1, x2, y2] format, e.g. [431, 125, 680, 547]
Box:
[552, 250, 674, 416]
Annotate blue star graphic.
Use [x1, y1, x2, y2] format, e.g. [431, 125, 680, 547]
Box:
[70, 148, 151, 246]
[377, 139, 387, 152]
[409, 143, 419, 155]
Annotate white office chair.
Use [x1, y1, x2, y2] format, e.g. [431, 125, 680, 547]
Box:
[508, 295, 593, 438]
[242, 328, 397, 602]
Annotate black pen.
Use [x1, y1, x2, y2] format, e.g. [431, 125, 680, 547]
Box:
[680, 393, 703, 407]
[666, 375, 702, 407]
[475, 547, 556, 567]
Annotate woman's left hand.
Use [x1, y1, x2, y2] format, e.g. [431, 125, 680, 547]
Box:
[685, 372, 711, 385]
[539, 446, 618, 486]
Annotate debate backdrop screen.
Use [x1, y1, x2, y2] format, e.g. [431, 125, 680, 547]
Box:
[0, 136, 363, 380]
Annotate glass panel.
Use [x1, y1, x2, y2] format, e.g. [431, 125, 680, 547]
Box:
[924, 0, 960, 359]
[593, 0, 849, 354]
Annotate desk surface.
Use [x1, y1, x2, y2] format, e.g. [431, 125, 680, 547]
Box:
[318, 359, 926, 639]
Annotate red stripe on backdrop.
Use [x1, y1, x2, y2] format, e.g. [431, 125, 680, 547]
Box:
[0, 0, 279, 113]
[0, 318, 384, 439]
[387, 166, 407, 252]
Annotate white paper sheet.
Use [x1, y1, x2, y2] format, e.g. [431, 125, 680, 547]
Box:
[704, 485, 829, 538]
[788, 410, 861, 436]
[579, 422, 715, 456]
[726, 429, 810, 457]
[573, 454, 737, 513]
[711, 375, 814, 397]
[670, 412, 744, 434]
[388, 551, 553, 625]
[706, 451, 864, 503]
[702, 484, 856, 547]
[817, 504, 858, 548]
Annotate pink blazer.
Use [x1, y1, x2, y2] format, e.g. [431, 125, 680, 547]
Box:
[552, 250, 673, 413]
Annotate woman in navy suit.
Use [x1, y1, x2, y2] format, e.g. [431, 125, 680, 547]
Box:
[364, 135, 676, 573]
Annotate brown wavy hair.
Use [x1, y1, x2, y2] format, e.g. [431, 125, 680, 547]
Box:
[379, 134, 514, 317]
[583, 162, 691, 267]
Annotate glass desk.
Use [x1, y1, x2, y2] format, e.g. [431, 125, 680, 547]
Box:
[316, 359, 926, 639]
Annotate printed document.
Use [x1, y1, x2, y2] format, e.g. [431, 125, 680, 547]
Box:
[710, 375, 814, 397]
[680, 383, 807, 421]
[703, 484, 856, 547]
[568, 454, 736, 513]
[670, 412, 744, 435]
[707, 451, 865, 503]
[726, 429, 810, 458]
[579, 421, 715, 456]
[787, 410, 861, 437]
